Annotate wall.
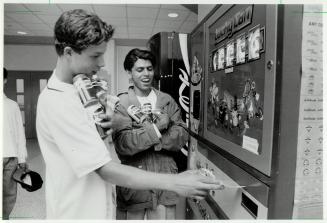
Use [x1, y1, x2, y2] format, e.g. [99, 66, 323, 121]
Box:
[198, 4, 216, 23]
[3, 40, 147, 95]
[102, 40, 116, 95]
[4, 45, 57, 71]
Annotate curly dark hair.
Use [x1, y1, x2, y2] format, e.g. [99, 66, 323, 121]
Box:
[54, 9, 114, 56]
[123, 48, 156, 71]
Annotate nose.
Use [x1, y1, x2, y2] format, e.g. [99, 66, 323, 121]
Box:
[144, 68, 153, 77]
[144, 69, 150, 76]
[98, 55, 105, 68]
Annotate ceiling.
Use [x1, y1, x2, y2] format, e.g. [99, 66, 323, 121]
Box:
[4, 4, 198, 40]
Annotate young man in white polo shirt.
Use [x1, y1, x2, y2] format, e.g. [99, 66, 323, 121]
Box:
[36, 9, 223, 219]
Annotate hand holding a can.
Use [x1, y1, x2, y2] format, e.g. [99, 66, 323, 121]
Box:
[154, 112, 170, 132]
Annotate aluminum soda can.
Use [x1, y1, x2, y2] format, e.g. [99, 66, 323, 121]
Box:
[141, 103, 152, 114]
[141, 103, 154, 122]
[127, 105, 147, 123]
[73, 74, 97, 107]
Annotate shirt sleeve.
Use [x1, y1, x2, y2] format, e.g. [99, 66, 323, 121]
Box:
[45, 95, 111, 178]
[14, 103, 27, 163]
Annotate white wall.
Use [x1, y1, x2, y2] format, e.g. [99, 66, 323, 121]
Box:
[101, 39, 116, 95]
[4, 45, 57, 71]
[3, 41, 147, 96]
[198, 4, 216, 23]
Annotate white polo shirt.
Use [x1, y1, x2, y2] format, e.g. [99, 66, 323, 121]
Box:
[3, 95, 27, 163]
[36, 71, 112, 219]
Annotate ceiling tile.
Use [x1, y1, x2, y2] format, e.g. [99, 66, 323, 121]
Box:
[101, 18, 127, 27]
[161, 4, 188, 11]
[93, 5, 126, 18]
[157, 8, 189, 21]
[3, 3, 198, 39]
[57, 4, 94, 13]
[4, 4, 29, 13]
[4, 21, 26, 31]
[112, 26, 128, 34]
[127, 4, 160, 9]
[20, 22, 52, 30]
[127, 7, 159, 19]
[128, 27, 152, 35]
[28, 29, 54, 36]
[128, 33, 151, 39]
[36, 15, 60, 26]
[6, 13, 45, 24]
[113, 33, 128, 39]
[188, 12, 198, 21]
[128, 18, 155, 27]
[23, 4, 63, 15]
[4, 15, 14, 23]
[154, 19, 183, 29]
[179, 21, 197, 31]
[5, 28, 32, 36]
[4, 29, 16, 35]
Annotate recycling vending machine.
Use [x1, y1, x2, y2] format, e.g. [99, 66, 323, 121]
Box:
[187, 4, 323, 219]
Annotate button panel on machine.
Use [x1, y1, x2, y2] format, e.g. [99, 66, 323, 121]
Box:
[189, 136, 268, 219]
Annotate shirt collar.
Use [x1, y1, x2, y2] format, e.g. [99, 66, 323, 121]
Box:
[47, 70, 76, 93]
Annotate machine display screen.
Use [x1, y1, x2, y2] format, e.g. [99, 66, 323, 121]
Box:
[207, 5, 265, 155]
[203, 4, 277, 175]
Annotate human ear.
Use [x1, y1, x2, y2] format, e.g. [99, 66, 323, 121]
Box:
[63, 46, 73, 56]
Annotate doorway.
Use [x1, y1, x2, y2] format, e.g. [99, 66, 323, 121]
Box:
[4, 70, 52, 139]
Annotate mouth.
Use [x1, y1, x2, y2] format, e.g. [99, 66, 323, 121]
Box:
[141, 78, 151, 84]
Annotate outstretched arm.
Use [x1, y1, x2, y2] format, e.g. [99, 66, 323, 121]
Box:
[96, 160, 224, 200]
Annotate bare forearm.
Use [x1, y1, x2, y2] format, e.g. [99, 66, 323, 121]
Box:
[96, 160, 224, 199]
[96, 160, 173, 191]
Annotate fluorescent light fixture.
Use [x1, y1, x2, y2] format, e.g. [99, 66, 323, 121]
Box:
[168, 13, 178, 18]
[17, 31, 27, 35]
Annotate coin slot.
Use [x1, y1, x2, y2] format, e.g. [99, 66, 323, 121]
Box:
[241, 192, 258, 218]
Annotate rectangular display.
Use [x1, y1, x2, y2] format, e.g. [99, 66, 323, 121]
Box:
[203, 4, 277, 175]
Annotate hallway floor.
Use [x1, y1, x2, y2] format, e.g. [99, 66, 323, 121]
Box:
[10, 139, 46, 220]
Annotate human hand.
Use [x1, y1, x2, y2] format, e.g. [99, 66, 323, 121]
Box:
[154, 112, 170, 132]
[172, 169, 224, 200]
[18, 162, 28, 171]
[98, 112, 130, 135]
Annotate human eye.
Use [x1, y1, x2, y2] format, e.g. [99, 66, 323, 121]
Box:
[136, 68, 144, 72]
[147, 67, 153, 71]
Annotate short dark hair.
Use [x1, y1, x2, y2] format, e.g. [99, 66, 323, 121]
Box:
[123, 48, 156, 71]
[54, 9, 114, 56]
[3, 68, 8, 80]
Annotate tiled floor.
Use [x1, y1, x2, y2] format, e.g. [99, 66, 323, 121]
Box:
[10, 139, 46, 220]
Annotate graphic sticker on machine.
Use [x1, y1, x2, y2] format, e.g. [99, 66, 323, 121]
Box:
[191, 55, 203, 85]
[207, 75, 264, 153]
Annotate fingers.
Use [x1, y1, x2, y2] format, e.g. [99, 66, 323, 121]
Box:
[188, 189, 209, 200]
[98, 113, 111, 121]
[191, 196, 206, 201]
[105, 128, 113, 135]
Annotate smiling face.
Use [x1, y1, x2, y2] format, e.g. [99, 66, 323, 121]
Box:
[69, 41, 107, 78]
[128, 58, 154, 96]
